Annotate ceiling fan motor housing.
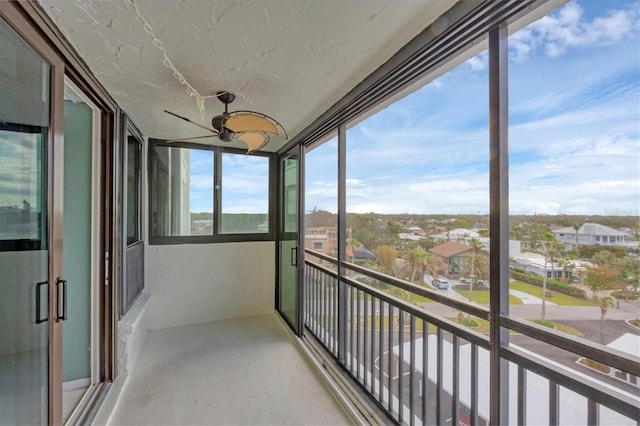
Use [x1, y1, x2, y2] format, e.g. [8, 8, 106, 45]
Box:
[212, 112, 234, 141]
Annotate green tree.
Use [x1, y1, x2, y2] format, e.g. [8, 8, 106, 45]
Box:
[585, 265, 621, 310]
[591, 250, 618, 267]
[465, 238, 487, 317]
[407, 246, 429, 283]
[616, 256, 640, 299]
[596, 296, 615, 344]
[376, 245, 397, 270]
[537, 231, 562, 321]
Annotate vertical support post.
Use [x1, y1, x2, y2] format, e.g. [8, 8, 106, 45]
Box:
[471, 344, 478, 425]
[518, 366, 526, 426]
[337, 125, 347, 365]
[489, 22, 510, 426]
[549, 382, 559, 426]
[297, 144, 305, 335]
[587, 399, 599, 426]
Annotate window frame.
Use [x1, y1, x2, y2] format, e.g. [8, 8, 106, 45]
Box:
[125, 122, 143, 247]
[0, 122, 48, 251]
[148, 138, 276, 245]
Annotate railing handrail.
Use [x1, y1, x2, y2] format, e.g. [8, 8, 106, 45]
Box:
[502, 316, 640, 377]
[339, 272, 490, 348]
[305, 248, 490, 320]
[305, 248, 338, 264]
[502, 345, 640, 421]
[305, 248, 640, 378]
[343, 259, 490, 320]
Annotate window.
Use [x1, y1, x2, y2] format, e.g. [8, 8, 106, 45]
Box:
[148, 140, 274, 243]
[220, 153, 269, 234]
[0, 123, 47, 251]
[126, 135, 141, 245]
[313, 241, 323, 250]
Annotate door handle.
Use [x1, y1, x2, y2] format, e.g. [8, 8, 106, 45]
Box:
[56, 278, 68, 322]
[290, 246, 298, 267]
[35, 281, 48, 324]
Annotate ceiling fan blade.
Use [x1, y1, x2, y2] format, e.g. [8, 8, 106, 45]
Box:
[226, 111, 285, 137]
[168, 134, 217, 143]
[164, 110, 219, 134]
[238, 131, 269, 153]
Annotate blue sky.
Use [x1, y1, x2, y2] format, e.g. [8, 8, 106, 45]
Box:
[305, 0, 640, 216]
[189, 149, 269, 213]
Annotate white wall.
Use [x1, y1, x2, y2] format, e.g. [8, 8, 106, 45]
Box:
[145, 242, 275, 330]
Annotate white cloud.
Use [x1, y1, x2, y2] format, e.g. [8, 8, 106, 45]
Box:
[510, 1, 640, 60]
[302, 1, 639, 216]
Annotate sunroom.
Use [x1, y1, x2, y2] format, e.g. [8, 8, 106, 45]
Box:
[1, 0, 638, 425]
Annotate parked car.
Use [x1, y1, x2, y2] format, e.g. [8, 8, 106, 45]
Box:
[460, 277, 469, 284]
[433, 277, 449, 289]
[477, 280, 488, 287]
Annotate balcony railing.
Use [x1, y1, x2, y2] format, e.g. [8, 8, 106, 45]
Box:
[303, 249, 639, 425]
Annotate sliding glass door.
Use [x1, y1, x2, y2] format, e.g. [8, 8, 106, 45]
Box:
[0, 8, 65, 425]
[278, 146, 303, 334]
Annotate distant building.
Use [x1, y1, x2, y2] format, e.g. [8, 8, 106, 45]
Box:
[430, 228, 479, 244]
[406, 226, 425, 236]
[552, 223, 637, 250]
[510, 252, 581, 279]
[305, 227, 352, 257]
[398, 232, 422, 242]
[353, 247, 376, 263]
[428, 241, 473, 275]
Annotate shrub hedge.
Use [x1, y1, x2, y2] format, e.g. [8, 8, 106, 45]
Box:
[511, 270, 587, 299]
[611, 290, 639, 300]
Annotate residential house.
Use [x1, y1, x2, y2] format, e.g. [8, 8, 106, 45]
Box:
[510, 252, 569, 279]
[430, 228, 480, 244]
[428, 241, 473, 275]
[553, 223, 637, 250]
[304, 227, 352, 256]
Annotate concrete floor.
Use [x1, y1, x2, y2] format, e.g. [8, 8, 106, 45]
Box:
[108, 314, 352, 425]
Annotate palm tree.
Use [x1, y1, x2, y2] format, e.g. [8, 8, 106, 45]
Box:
[407, 246, 429, 283]
[572, 223, 581, 250]
[597, 296, 615, 344]
[467, 238, 484, 303]
[537, 231, 559, 321]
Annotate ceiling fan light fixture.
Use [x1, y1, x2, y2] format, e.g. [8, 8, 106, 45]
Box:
[219, 131, 234, 142]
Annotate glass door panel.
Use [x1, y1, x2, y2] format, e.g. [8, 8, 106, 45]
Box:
[0, 16, 51, 425]
[278, 151, 300, 332]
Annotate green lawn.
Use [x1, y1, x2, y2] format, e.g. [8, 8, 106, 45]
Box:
[509, 280, 596, 306]
[452, 286, 523, 305]
[530, 318, 584, 337]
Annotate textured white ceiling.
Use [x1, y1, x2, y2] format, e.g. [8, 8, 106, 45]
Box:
[39, 0, 456, 152]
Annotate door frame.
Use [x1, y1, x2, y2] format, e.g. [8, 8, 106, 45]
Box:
[0, 3, 65, 424]
[0, 3, 118, 424]
[61, 76, 104, 422]
[276, 143, 305, 335]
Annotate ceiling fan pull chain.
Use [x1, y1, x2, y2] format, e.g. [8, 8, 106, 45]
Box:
[128, 0, 207, 119]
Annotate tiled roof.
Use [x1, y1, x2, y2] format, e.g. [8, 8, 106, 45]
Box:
[553, 223, 627, 237]
[429, 241, 473, 258]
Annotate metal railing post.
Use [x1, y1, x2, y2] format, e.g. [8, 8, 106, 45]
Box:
[337, 124, 347, 365]
[489, 22, 510, 426]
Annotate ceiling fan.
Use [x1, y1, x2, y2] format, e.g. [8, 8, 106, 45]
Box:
[164, 91, 288, 153]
